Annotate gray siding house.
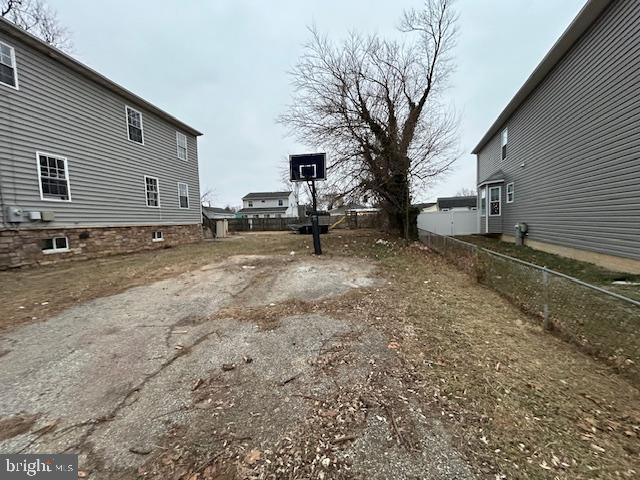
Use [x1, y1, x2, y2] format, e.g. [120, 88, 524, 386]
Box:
[0, 18, 203, 268]
[473, 0, 640, 273]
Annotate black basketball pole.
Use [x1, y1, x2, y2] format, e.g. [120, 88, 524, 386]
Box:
[309, 180, 322, 255]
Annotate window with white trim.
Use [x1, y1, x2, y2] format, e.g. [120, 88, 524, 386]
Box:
[152, 231, 164, 242]
[126, 106, 144, 143]
[480, 188, 486, 215]
[38, 152, 71, 201]
[489, 186, 501, 216]
[176, 132, 187, 160]
[145, 176, 159, 207]
[501, 128, 508, 160]
[178, 182, 189, 208]
[506, 182, 514, 203]
[42, 236, 69, 253]
[278, 199, 283, 206]
[0, 41, 18, 89]
[248, 201, 253, 207]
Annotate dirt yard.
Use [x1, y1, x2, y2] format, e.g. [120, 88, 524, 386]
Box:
[0, 231, 638, 479]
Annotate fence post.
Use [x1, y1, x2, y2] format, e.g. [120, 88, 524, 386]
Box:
[542, 267, 550, 330]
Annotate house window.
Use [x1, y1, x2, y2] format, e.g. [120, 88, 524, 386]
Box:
[253, 215, 259, 218]
[501, 128, 508, 160]
[177, 182, 189, 208]
[152, 231, 164, 242]
[42, 236, 69, 253]
[265, 214, 270, 218]
[126, 106, 144, 144]
[0, 41, 18, 89]
[176, 132, 187, 160]
[480, 188, 486, 215]
[248, 201, 253, 207]
[276, 214, 282, 218]
[145, 176, 159, 207]
[278, 199, 283, 206]
[37, 152, 71, 201]
[489, 186, 501, 216]
[506, 182, 514, 203]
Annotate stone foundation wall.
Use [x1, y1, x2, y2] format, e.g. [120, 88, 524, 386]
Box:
[0, 224, 203, 269]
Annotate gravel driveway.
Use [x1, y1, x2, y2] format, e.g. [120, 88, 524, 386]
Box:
[0, 252, 474, 479]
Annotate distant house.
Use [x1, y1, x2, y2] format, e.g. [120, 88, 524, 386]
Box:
[328, 203, 380, 216]
[472, 0, 640, 272]
[415, 202, 437, 213]
[415, 197, 476, 213]
[238, 191, 299, 218]
[436, 196, 477, 212]
[0, 17, 202, 269]
[202, 207, 236, 220]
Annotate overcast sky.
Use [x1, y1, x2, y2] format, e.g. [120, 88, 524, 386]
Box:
[55, 0, 585, 206]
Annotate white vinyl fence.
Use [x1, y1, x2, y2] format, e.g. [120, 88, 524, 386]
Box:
[417, 210, 479, 236]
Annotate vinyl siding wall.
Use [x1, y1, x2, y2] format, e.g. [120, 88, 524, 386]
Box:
[476, 0, 640, 260]
[0, 31, 201, 229]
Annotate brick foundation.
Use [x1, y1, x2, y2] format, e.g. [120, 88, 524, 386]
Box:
[0, 224, 203, 269]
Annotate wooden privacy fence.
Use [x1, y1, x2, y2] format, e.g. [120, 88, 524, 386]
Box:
[228, 213, 383, 232]
[419, 228, 640, 385]
[228, 217, 300, 232]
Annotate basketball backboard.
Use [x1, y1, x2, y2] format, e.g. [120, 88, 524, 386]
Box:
[289, 153, 326, 182]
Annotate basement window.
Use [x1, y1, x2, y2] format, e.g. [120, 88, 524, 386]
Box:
[0, 41, 18, 89]
[126, 106, 144, 144]
[152, 231, 164, 242]
[42, 236, 69, 253]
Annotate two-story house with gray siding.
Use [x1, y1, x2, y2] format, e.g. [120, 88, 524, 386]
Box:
[472, 0, 640, 274]
[0, 18, 203, 268]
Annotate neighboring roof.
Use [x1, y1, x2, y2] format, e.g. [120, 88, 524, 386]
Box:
[471, 0, 613, 154]
[203, 206, 233, 214]
[202, 207, 236, 218]
[242, 191, 292, 200]
[414, 202, 437, 210]
[478, 170, 506, 186]
[437, 196, 477, 209]
[237, 207, 288, 214]
[0, 17, 202, 136]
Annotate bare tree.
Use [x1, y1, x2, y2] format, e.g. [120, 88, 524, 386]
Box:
[1, 0, 72, 51]
[456, 187, 476, 197]
[279, 0, 459, 239]
[200, 187, 215, 207]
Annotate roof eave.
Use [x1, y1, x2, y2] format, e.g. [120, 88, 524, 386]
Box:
[0, 18, 203, 137]
[471, 0, 612, 155]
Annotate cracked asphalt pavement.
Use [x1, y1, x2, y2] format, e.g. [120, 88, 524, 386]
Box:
[0, 252, 474, 479]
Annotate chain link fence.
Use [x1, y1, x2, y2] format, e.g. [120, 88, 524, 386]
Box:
[419, 229, 640, 384]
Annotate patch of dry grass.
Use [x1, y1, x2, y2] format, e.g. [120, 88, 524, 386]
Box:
[337, 239, 640, 479]
[0, 233, 311, 332]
